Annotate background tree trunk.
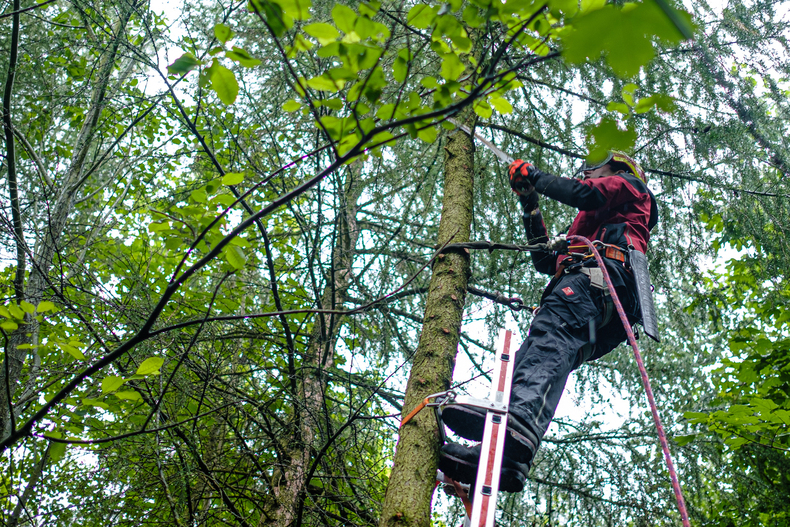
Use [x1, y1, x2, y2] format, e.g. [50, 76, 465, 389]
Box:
[275, 161, 364, 527]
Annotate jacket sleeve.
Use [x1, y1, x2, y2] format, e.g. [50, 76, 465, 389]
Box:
[530, 169, 647, 212]
[529, 169, 607, 210]
[522, 208, 556, 275]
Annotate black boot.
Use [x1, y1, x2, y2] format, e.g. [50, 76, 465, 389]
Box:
[438, 442, 530, 493]
[440, 406, 538, 464]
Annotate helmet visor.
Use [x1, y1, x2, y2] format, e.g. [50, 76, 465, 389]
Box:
[576, 153, 613, 178]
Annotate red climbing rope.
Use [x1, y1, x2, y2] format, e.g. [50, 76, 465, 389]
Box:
[567, 235, 691, 527]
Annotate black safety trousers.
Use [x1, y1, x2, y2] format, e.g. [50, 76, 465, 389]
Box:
[508, 259, 640, 452]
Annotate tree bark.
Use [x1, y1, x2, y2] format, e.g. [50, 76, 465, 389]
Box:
[379, 109, 477, 527]
[0, 0, 136, 440]
[7, 444, 49, 527]
[274, 161, 364, 527]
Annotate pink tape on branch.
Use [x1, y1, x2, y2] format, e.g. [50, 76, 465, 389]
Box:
[566, 235, 691, 527]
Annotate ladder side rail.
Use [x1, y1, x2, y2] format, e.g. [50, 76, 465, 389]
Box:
[469, 329, 516, 527]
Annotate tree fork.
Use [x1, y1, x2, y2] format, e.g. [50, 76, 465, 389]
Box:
[379, 109, 477, 527]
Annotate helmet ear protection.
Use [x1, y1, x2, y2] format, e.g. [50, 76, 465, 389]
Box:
[577, 151, 647, 184]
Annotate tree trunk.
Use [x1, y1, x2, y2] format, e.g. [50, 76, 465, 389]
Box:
[379, 109, 477, 527]
[0, 1, 135, 440]
[274, 162, 363, 526]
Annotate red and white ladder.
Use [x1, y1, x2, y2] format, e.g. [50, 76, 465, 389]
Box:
[435, 329, 516, 527]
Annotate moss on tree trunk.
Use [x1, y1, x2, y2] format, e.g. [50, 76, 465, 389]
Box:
[379, 110, 476, 527]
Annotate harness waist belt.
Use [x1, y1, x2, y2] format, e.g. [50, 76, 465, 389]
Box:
[555, 243, 627, 279]
[566, 243, 626, 263]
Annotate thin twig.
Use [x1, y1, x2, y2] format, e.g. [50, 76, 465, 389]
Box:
[0, 0, 56, 20]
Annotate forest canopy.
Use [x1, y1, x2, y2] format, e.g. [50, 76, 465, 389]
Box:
[1, 0, 789, 526]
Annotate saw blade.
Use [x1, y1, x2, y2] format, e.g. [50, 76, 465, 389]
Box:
[447, 118, 514, 165]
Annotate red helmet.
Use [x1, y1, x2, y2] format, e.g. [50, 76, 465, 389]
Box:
[580, 151, 647, 183]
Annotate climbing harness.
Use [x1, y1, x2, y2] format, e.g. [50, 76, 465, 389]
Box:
[418, 236, 690, 527]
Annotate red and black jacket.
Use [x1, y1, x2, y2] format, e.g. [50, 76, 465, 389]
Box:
[522, 169, 658, 276]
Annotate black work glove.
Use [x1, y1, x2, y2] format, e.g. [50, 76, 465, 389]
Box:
[519, 191, 539, 212]
[508, 159, 536, 196]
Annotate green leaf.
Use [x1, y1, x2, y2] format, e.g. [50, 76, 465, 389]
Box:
[323, 98, 344, 110]
[136, 356, 165, 376]
[549, 0, 579, 16]
[249, 0, 293, 36]
[214, 23, 234, 44]
[224, 245, 247, 269]
[0, 306, 10, 318]
[606, 102, 630, 115]
[225, 47, 262, 67]
[674, 434, 697, 446]
[359, 1, 379, 17]
[725, 436, 750, 449]
[190, 188, 207, 203]
[115, 391, 142, 401]
[407, 5, 437, 29]
[58, 342, 86, 360]
[652, 0, 694, 40]
[287, 34, 313, 57]
[307, 73, 345, 92]
[634, 94, 676, 114]
[354, 16, 375, 40]
[587, 117, 636, 159]
[580, 0, 606, 13]
[167, 52, 201, 75]
[20, 300, 35, 314]
[332, 4, 357, 34]
[208, 60, 239, 104]
[361, 66, 386, 103]
[0, 320, 18, 331]
[489, 95, 513, 115]
[420, 76, 437, 89]
[36, 301, 56, 312]
[683, 411, 709, 423]
[276, 0, 311, 19]
[304, 23, 340, 45]
[49, 440, 67, 461]
[283, 99, 302, 112]
[213, 194, 237, 207]
[450, 34, 472, 53]
[473, 99, 492, 119]
[462, 5, 485, 28]
[622, 83, 638, 106]
[417, 126, 437, 144]
[611, 37, 653, 76]
[82, 398, 110, 410]
[8, 303, 24, 319]
[222, 172, 245, 185]
[101, 375, 126, 394]
[440, 53, 465, 81]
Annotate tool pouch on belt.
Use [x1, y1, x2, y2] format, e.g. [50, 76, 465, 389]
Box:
[579, 266, 614, 327]
[628, 248, 660, 342]
[578, 267, 608, 294]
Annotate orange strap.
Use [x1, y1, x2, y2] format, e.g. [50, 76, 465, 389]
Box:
[452, 479, 473, 518]
[604, 245, 626, 262]
[399, 398, 429, 428]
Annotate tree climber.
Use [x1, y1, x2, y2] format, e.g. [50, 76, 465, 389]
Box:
[438, 152, 659, 493]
